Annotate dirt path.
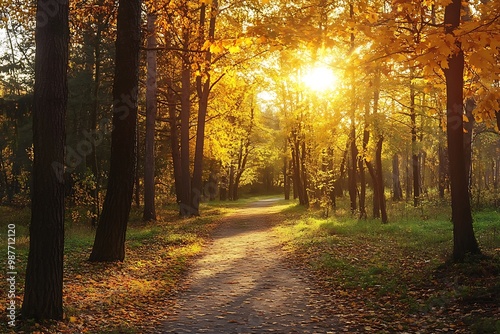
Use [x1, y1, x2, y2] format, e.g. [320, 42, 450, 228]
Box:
[161, 199, 340, 334]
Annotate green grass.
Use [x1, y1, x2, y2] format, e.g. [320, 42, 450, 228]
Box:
[274, 199, 500, 332]
[2, 196, 498, 332]
[0, 200, 235, 334]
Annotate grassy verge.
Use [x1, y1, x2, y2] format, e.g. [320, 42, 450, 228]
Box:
[0, 202, 230, 333]
[274, 200, 500, 333]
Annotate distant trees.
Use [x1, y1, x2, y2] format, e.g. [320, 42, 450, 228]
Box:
[21, 0, 69, 320]
[143, 6, 157, 222]
[89, 0, 142, 262]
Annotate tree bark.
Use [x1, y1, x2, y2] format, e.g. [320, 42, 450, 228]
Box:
[143, 11, 157, 221]
[166, 76, 182, 203]
[22, 0, 69, 320]
[179, 47, 192, 216]
[191, 1, 218, 215]
[392, 154, 403, 201]
[291, 131, 305, 205]
[375, 137, 388, 223]
[443, 0, 480, 261]
[89, 0, 142, 262]
[410, 71, 420, 207]
[284, 139, 290, 200]
[438, 145, 447, 199]
[135, 120, 140, 208]
[463, 98, 475, 195]
[359, 99, 370, 219]
[87, 24, 102, 227]
[348, 127, 357, 213]
[301, 139, 309, 206]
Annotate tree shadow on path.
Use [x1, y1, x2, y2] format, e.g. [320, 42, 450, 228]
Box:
[161, 198, 342, 334]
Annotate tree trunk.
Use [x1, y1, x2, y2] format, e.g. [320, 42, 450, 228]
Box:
[284, 139, 290, 200]
[496, 110, 500, 132]
[443, 0, 480, 261]
[410, 72, 420, 207]
[291, 132, 305, 205]
[191, 1, 218, 214]
[89, 0, 142, 262]
[359, 99, 370, 219]
[405, 149, 412, 200]
[438, 144, 448, 199]
[365, 160, 379, 216]
[135, 120, 140, 208]
[301, 139, 309, 206]
[22, 0, 69, 320]
[366, 160, 380, 218]
[233, 139, 250, 201]
[87, 25, 102, 227]
[463, 98, 475, 195]
[375, 137, 388, 223]
[219, 173, 228, 200]
[348, 127, 357, 213]
[179, 49, 192, 216]
[392, 154, 403, 201]
[208, 169, 217, 201]
[143, 11, 157, 221]
[167, 77, 182, 203]
[228, 164, 235, 200]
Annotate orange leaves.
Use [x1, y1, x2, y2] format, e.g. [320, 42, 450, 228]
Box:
[206, 36, 256, 55]
[365, 11, 378, 24]
[468, 48, 497, 72]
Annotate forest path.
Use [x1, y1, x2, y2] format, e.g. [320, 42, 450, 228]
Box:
[161, 198, 340, 334]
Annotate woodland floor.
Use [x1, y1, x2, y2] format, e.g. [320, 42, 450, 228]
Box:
[160, 198, 342, 333]
[2, 198, 499, 333]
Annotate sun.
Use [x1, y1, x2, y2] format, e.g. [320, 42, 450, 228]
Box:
[302, 65, 338, 92]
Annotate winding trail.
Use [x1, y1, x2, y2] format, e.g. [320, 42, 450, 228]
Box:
[161, 199, 340, 334]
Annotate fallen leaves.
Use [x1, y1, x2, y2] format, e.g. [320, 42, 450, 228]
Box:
[274, 208, 500, 333]
[0, 208, 221, 334]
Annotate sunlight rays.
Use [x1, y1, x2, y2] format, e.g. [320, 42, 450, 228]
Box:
[301, 64, 338, 92]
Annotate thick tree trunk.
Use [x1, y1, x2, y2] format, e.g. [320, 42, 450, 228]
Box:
[444, 0, 480, 261]
[143, 11, 157, 221]
[22, 0, 69, 320]
[89, 0, 142, 262]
